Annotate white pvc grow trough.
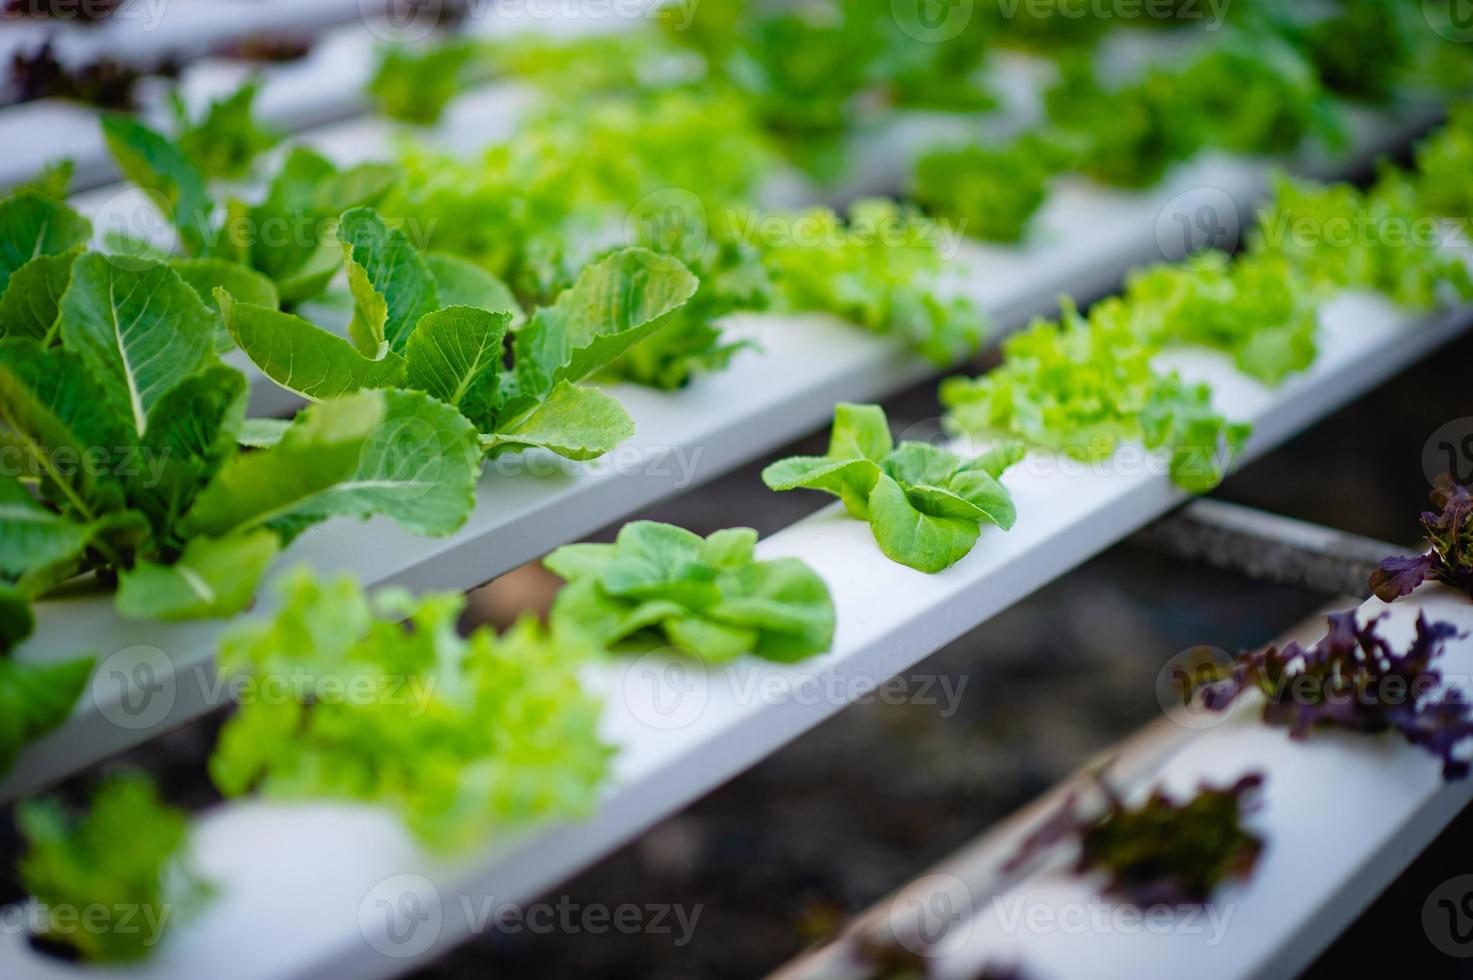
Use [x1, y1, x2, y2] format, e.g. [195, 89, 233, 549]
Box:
[0, 89, 1450, 801]
[0, 286, 1466, 980]
[776, 587, 1473, 980]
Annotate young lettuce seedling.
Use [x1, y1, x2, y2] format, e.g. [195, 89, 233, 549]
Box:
[1372, 477, 1473, 603]
[545, 521, 836, 663]
[209, 568, 613, 852]
[1007, 773, 1266, 906]
[763, 403, 1023, 574]
[1197, 611, 1473, 779]
[940, 299, 1249, 494]
[19, 773, 211, 963]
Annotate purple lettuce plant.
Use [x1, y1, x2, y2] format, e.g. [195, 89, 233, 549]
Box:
[1200, 612, 1473, 778]
[1372, 477, 1473, 602]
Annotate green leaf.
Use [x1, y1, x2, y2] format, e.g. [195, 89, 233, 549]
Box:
[0, 193, 90, 298]
[210, 570, 611, 850]
[337, 207, 438, 356]
[404, 305, 509, 411]
[238, 418, 289, 449]
[0, 655, 93, 776]
[100, 113, 212, 255]
[426, 253, 523, 324]
[598, 521, 720, 605]
[58, 254, 218, 438]
[546, 520, 834, 663]
[128, 364, 248, 536]
[867, 473, 981, 574]
[0, 473, 96, 576]
[765, 403, 1022, 572]
[237, 147, 336, 283]
[232, 151, 396, 305]
[219, 290, 406, 401]
[13, 160, 73, 202]
[0, 581, 34, 653]
[115, 529, 279, 621]
[481, 380, 633, 461]
[0, 338, 130, 517]
[0, 246, 82, 342]
[945, 467, 1017, 531]
[708, 558, 836, 662]
[511, 248, 697, 403]
[829, 401, 893, 460]
[171, 255, 279, 318]
[181, 391, 384, 538]
[760, 455, 882, 519]
[174, 79, 280, 180]
[292, 389, 480, 536]
[18, 773, 209, 962]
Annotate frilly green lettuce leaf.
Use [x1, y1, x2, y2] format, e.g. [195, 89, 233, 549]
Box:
[19, 773, 210, 962]
[210, 568, 613, 851]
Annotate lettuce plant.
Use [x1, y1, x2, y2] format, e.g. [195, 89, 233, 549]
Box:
[1251, 176, 1473, 309]
[0, 189, 485, 772]
[763, 404, 1022, 574]
[385, 88, 774, 387]
[758, 199, 986, 365]
[101, 114, 399, 306]
[1044, 60, 1203, 190]
[545, 521, 835, 663]
[19, 773, 211, 962]
[1372, 477, 1473, 602]
[0, 221, 481, 620]
[368, 40, 481, 125]
[1008, 774, 1266, 905]
[222, 206, 697, 463]
[209, 568, 613, 850]
[1301, 0, 1415, 103]
[910, 134, 1073, 244]
[1177, 45, 1338, 157]
[1407, 103, 1473, 222]
[168, 80, 280, 181]
[1122, 253, 1318, 385]
[1199, 612, 1473, 778]
[940, 300, 1250, 493]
